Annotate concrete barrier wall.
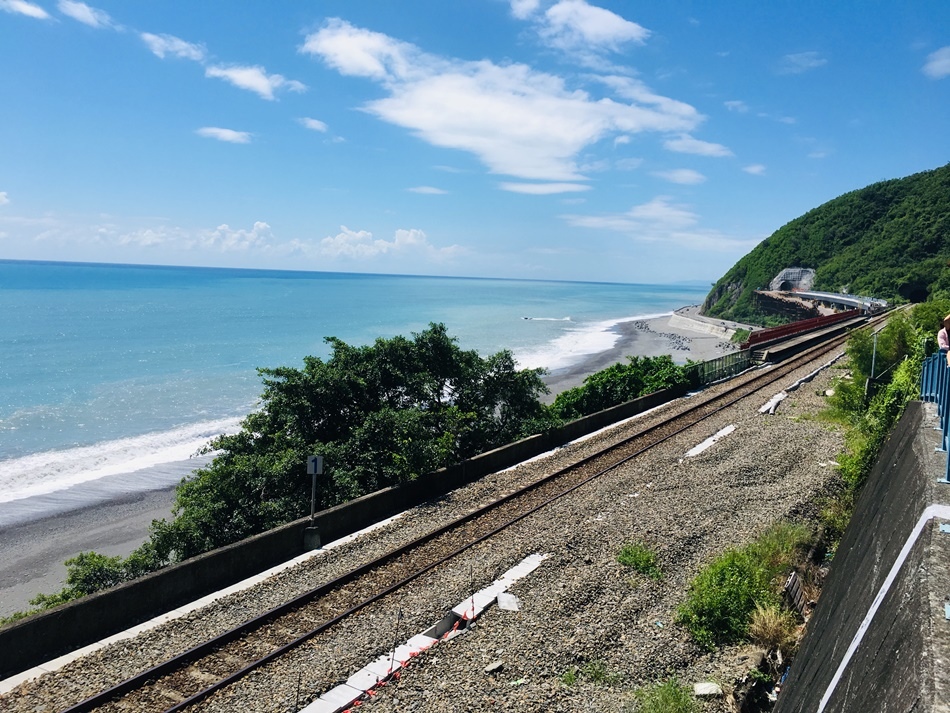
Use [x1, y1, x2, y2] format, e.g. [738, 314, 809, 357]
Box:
[0, 384, 685, 679]
[775, 400, 944, 711]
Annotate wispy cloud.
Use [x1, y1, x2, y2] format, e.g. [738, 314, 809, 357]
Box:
[562, 196, 755, 252]
[298, 117, 328, 132]
[778, 51, 827, 75]
[652, 168, 706, 184]
[923, 46, 950, 79]
[724, 100, 748, 113]
[663, 134, 733, 157]
[0, 191, 9, 205]
[500, 182, 592, 194]
[141, 32, 206, 61]
[743, 164, 766, 175]
[0, 0, 50, 19]
[205, 65, 306, 100]
[195, 127, 252, 144]
[537, 0, 650, 53]
[408, 186, 447, 194]
[302, 19, 701, 183]
[58, 0, 115, 29]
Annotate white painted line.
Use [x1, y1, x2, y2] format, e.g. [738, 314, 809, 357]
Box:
[0, 513, 404, 694]
[816, 504, 950, 712]
[684, 425, 737, 457]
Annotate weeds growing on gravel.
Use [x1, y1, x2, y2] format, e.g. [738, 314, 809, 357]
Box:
[628, 678, 699, 713]
[560, 660, 622, 686]
[617, 542, 662, 579]
[676, 522, 809, 650]
[748, 602, 798, 655]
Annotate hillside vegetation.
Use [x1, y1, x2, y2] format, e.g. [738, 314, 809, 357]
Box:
[703, 163, 950, 322]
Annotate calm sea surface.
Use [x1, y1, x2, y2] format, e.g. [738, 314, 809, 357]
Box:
[0, 260, 708, 525]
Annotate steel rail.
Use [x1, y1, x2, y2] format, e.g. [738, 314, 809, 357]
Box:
[60, 311, 886, 713]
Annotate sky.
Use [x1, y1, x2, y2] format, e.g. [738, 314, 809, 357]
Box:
[0, 1, 948, 285]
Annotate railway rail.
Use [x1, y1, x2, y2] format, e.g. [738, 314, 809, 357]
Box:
[38, 310, 888, 713]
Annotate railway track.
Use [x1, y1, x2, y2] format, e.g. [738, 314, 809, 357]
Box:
[49, 312, 887, 713]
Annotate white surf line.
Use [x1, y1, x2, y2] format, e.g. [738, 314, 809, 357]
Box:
[816, 504, 950, 713]
[302, 553, 548, 713]
[684, 425, 737, 458]
[0, 514, 405, 694]
[759, 352, 845, 415]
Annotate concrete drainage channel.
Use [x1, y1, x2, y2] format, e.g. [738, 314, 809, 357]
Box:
[302, 553, 548, 713]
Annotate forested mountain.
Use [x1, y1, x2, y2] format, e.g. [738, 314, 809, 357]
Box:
[703, 163, 950, 322]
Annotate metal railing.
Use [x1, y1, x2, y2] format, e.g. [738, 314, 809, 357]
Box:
[684, 349, 752, 388]
[919, 352, 950, 483]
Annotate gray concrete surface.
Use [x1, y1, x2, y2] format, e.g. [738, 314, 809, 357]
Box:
[776, 400, 950, 712]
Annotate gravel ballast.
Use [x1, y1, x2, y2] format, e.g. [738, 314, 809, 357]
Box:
[2, 354, 850, 713]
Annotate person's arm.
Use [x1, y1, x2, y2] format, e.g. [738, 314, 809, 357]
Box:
[940, 328, 950, 351]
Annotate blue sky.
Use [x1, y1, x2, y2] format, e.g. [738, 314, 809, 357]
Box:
[1, 0, 948, 284]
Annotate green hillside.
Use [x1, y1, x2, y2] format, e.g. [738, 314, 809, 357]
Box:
[703, 163, 950, 322]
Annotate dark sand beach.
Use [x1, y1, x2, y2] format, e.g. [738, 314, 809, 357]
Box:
[0, 308, 746, 618]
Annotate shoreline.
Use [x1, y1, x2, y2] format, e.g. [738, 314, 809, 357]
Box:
[0, 306, 745, 617]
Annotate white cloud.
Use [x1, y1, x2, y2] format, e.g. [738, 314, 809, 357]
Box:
[509, 0, 540, 19]
[0, 192, 8, 205]
[318, 226, 463, 261]
[743, 164, 766, 175]
[563, 196, 755, 252]
[408, 186, 448, 194]
[724, 100, 748, 113]
[539, 0, 650, 53]
[778, 51, 827, 75]
[923, 46, 950, 79]
[0, 0, 49, 19]
[613, 135, 630, 146]
[615, 157, 643, 171]
[196, 127, 252, 144]
[663, 134, 733, 157]
[299, 117, 328, 132]
[652, 168, 706, 184]
[206, 64, 306, 100]
[302, 19, 701, 182]
[141, 32, 206, 61]
[57, 0, 114, 28]
[500, 182, 592, 194]
[199, 222, 273, 251]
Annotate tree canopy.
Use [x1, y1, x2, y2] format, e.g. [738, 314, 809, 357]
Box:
[704, 162, 950, 322]
[147, 323, 551, 560]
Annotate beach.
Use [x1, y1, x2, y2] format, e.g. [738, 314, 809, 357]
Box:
[0, 307, 745, 618]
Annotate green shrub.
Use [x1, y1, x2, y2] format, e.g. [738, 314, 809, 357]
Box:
[630, 678, 698, 713]
[677, 523, 808, 650]
[617, 542, 662, 579]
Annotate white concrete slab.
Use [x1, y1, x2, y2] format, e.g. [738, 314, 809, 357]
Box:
[302, 683, 363, 712]
[684, 425, 737, 457]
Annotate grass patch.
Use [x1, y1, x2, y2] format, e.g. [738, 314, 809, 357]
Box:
[560, 660, 622, 687]
[628, 678, 699, 713]
[748, 602, 798, 655]
[617, 542, 662, 579]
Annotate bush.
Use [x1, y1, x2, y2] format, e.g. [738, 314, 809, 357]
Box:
[550, 355, 688, 421]
[676, 523, 808, 650]
[748, 603, 798, 655]
[617, 542, 662, 579]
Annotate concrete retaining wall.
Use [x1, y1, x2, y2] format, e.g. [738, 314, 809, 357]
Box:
[0, 384, 685, 679]
[776, 400, 950, 712]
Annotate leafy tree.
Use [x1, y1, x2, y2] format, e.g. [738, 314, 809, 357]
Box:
[148, 323, 550, 561]
[550, 355, 688, 420]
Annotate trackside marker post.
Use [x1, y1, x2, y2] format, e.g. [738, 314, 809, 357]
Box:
[305, 455, 324, 550]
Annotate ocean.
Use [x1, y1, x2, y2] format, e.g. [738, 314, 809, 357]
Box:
[0, 260, 708, 527]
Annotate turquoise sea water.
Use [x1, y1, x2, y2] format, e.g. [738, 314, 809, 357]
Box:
[0, 260, 708, 524]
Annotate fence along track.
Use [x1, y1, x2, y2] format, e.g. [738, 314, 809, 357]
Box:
[60, 313, 886, 713]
